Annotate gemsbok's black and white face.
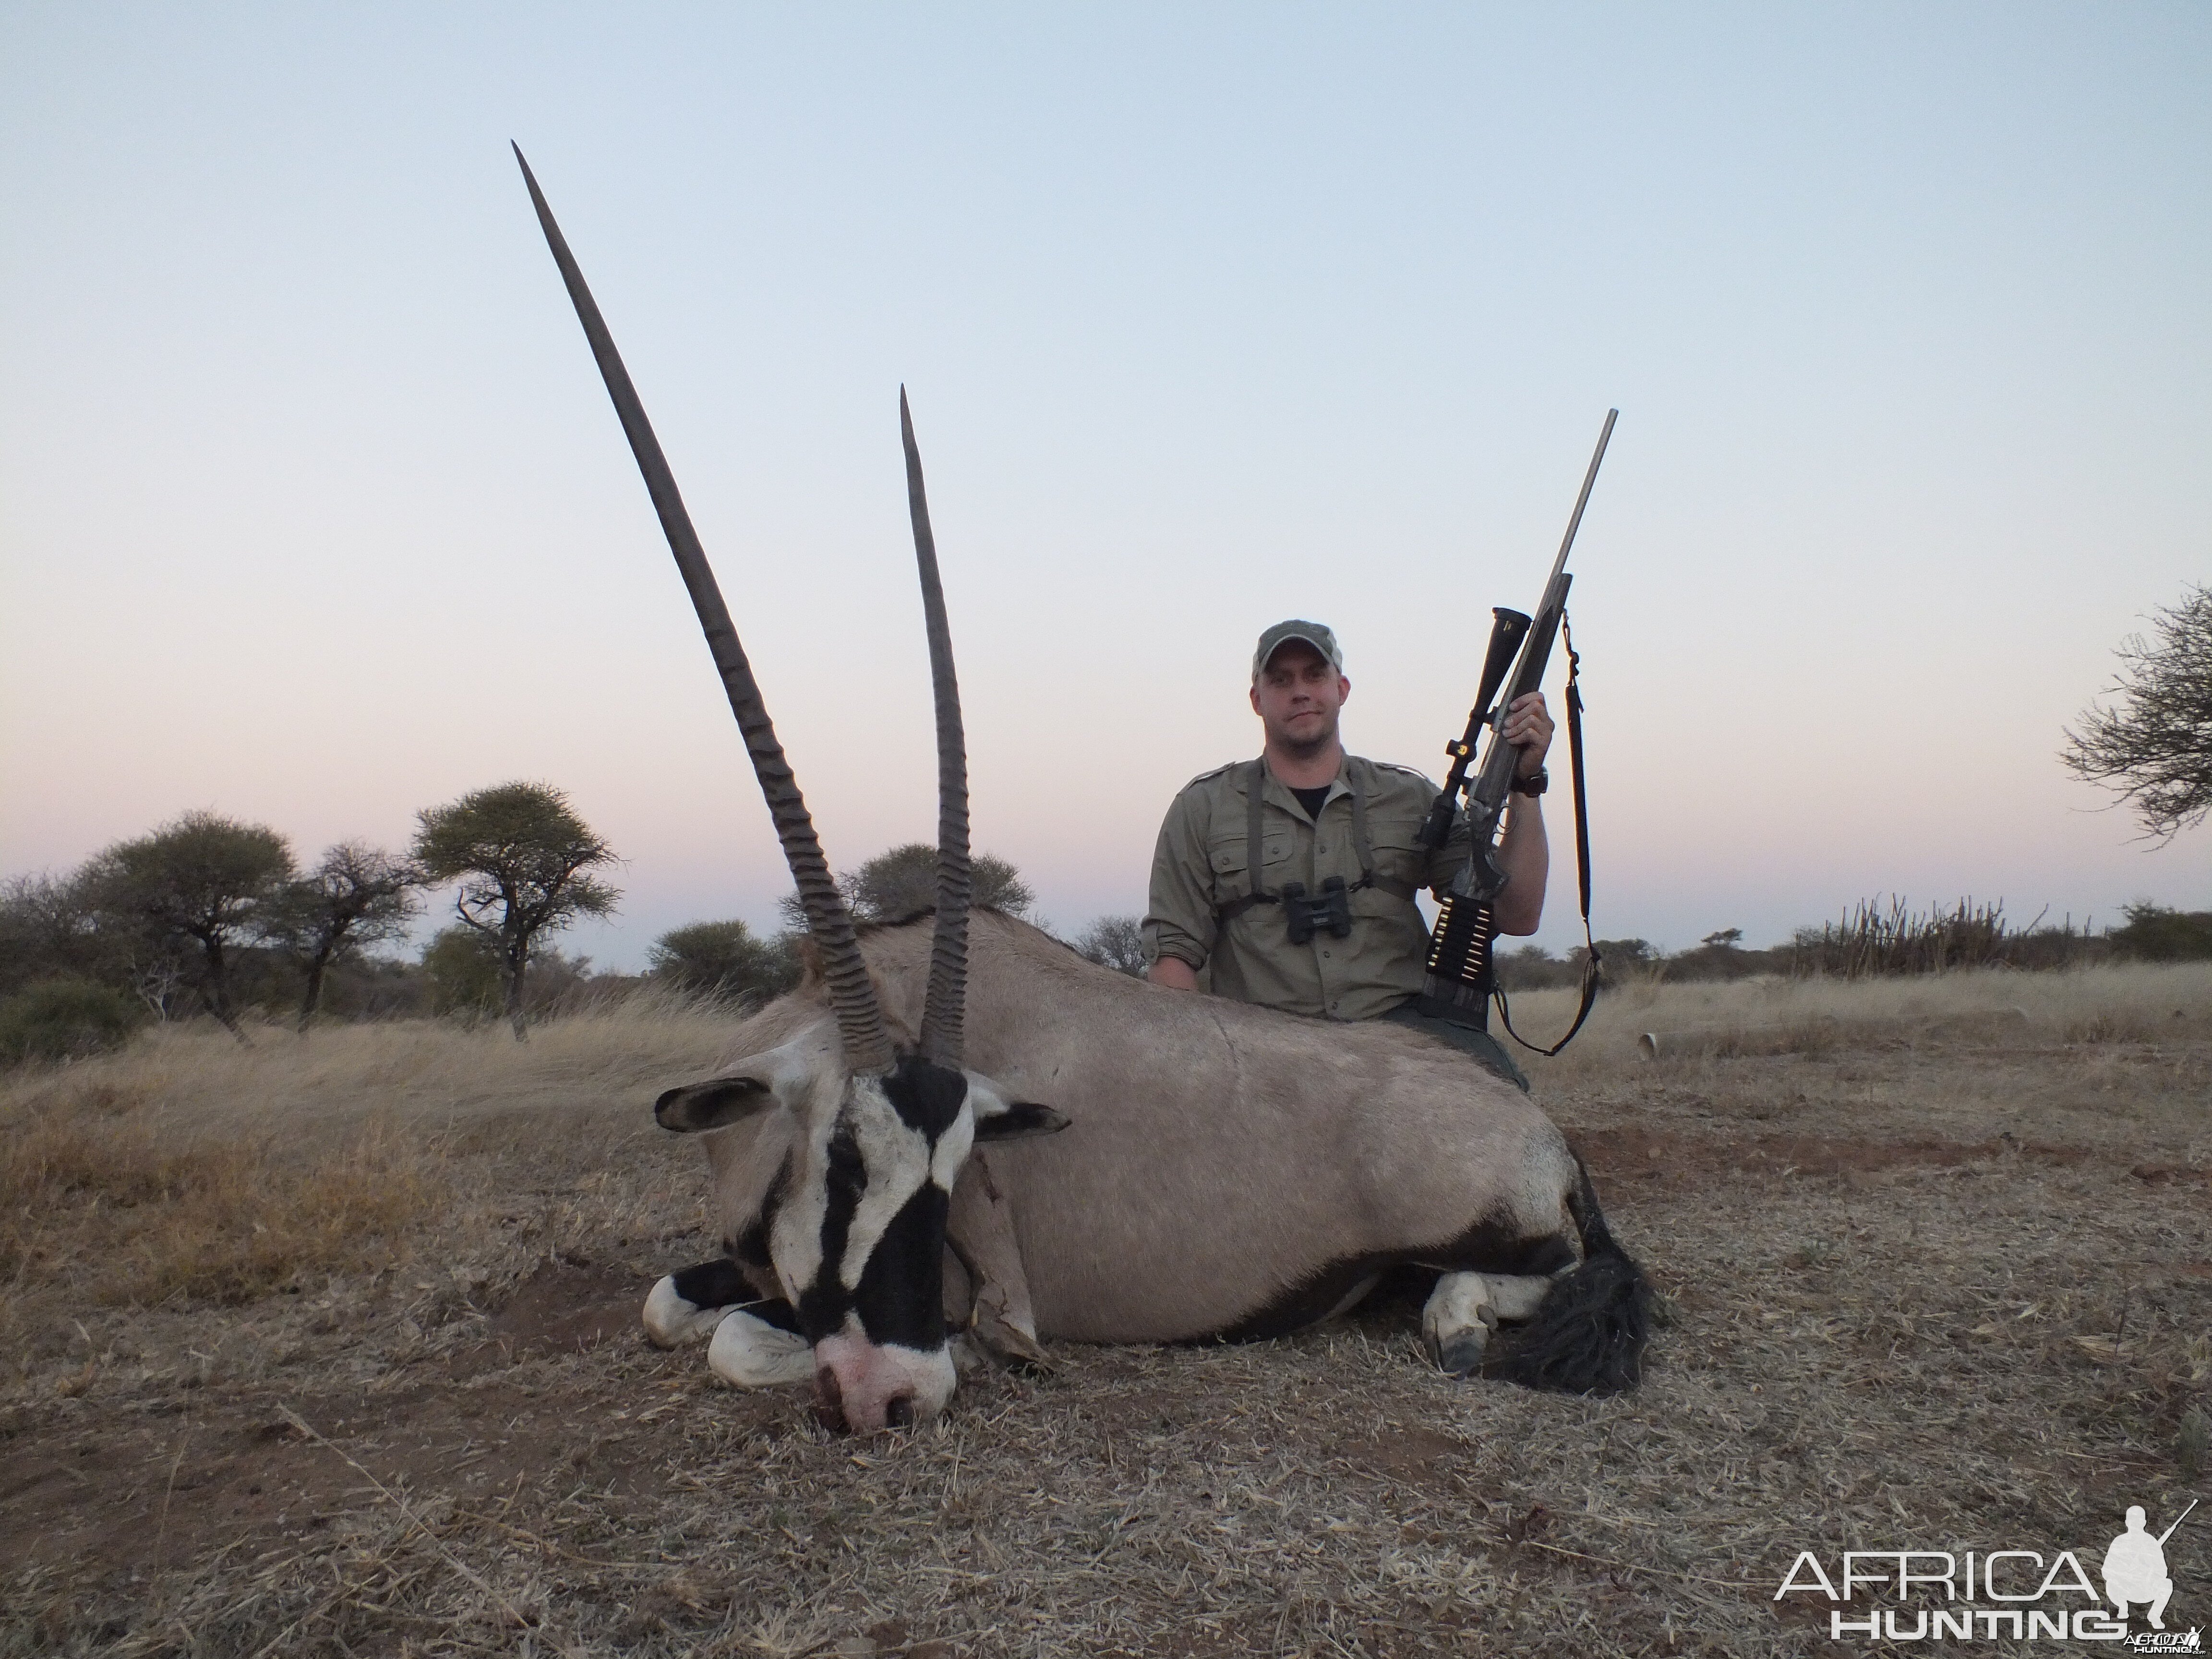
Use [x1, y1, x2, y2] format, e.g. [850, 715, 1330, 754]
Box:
[651, 1030, 1064, 1434]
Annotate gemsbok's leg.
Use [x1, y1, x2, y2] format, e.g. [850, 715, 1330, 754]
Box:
[707, 1308, 814, 1388]
[946, 1152, 1050, 1370]
[644, 1259, 815, 1389]
[643, 1259, 753, 1347]
[1422, 1271, 1554, 1376]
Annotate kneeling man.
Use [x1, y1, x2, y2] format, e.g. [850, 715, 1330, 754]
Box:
[1143, 620, 1551, 1088]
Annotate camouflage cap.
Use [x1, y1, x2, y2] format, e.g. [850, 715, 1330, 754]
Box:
[1252, 619, 1344, 679]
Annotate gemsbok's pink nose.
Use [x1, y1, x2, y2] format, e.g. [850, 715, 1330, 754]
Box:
[811, 1333, 957, 1434]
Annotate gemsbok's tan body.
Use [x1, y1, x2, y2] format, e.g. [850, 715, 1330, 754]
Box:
[660, 910, 1650, 1395]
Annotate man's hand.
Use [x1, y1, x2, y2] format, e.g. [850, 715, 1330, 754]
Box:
[1500, 692, 1554, 778]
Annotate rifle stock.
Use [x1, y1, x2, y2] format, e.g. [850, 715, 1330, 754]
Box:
[1467, 577, 1569, 830]
[1418, 606, 1531, 851]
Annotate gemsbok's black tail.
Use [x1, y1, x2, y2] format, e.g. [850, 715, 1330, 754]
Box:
[1484, 1155, 1651, 1395]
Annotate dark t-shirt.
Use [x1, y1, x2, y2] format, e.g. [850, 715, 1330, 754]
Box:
[1290, 784, 1332, 820]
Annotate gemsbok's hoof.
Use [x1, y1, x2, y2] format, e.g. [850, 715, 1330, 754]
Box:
[1429, 1326, 1492, 1378]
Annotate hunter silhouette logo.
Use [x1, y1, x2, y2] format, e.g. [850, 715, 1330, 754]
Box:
[2104, 1501, 2189, 1632]
[1774, 1497, 2199, 1644]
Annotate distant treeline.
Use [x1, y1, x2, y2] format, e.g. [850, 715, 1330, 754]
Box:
[0, 802, 1141, 1065]
[7, 802, 2208, 1069]
[1495, 899, 2212, 991]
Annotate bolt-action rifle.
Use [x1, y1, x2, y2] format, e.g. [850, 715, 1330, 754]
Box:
[1416, 409, 1616, 1053]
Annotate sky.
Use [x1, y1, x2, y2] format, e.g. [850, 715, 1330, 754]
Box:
[2, 3, 2208, 971]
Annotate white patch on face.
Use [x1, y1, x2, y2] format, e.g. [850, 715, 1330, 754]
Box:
[834, 1074, 933, 1292]
[763, 1062, 951, 1304]
[766, 1048, 853, 1304]
[707, 1309, 816, 1389]
[929, 1098, 974, 1194]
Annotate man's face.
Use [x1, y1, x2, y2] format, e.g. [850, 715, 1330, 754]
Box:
[1250, 640, 1350, 757]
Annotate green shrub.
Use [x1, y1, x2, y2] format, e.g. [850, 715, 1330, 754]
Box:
[421, 926, 505, 1017]
[2107, 903, 2212, 962]
[0, 977, 145, 1065]
[647, 919, 800, 1003]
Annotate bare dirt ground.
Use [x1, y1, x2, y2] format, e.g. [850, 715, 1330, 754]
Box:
[2, 968, 2208, 1656]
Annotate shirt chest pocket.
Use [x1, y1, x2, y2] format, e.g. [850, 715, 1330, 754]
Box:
[1208, 830, 1293, 900]
[1361, 816, 1434, 894]
[1362, 831, 1433, 898]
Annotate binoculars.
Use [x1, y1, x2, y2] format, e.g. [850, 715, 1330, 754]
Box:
[1282, 877, 1353, 945]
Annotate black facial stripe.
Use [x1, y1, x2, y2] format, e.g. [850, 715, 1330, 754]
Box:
[847, 1181, 950, 1352]
[728, 1158, 790, 1273]
[796, 1280, 844, 1339]
[795, 1125, 867, 1340]
[884, 1053, 969, 1140]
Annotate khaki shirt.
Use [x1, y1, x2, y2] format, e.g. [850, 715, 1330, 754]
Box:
[1143, 754, 1469, 1021]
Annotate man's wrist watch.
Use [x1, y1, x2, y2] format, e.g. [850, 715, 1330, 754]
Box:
[1511, 769, 1549, 797]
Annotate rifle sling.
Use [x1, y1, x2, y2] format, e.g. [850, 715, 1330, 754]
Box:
[1493, 613, 1600, 1057]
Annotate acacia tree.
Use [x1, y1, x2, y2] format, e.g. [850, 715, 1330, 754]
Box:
[81, 810, 295, 1041]
[647, 919, 800, 1004]
[1072, 914, 1146, 977]
[0, 872, 104, 998]
[412, 783, 618, 1038]
[270, 842, 426, 1033]
[2062, 584, 2212, 842]
[779, 843, 1033, 930]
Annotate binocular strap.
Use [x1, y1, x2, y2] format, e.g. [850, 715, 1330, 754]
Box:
[1214, 759, 1415, 928]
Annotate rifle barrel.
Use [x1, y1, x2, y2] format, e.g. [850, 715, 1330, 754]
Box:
[2156, 1498, 2197, 1546]
[1478, 409, 1616, 790]
[1548, 408, 1618, 589]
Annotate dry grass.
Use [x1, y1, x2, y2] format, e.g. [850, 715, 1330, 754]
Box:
[5, 991, 744, 1143]
[1, 968, 2208, 1655]
[0, 1084, 442, 1309]
[1525, 956, 2212, 1065]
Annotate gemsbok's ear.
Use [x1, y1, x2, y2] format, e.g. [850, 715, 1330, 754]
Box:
[974, 1101, 1071, 1142]
[656, 1075, 776, 1134]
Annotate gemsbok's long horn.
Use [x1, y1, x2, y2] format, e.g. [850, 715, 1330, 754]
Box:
[899, 389, 970, 1066]
[513, 144, 893, 1075]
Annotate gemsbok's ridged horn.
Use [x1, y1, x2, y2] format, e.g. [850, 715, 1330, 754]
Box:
[899, 389, 970, 1067]
[514, 144, 893, 1076]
